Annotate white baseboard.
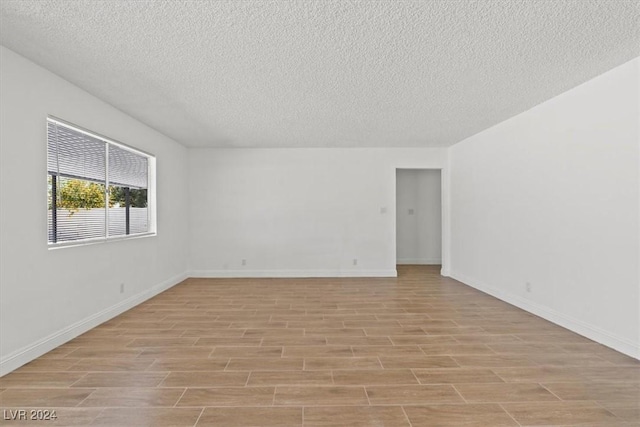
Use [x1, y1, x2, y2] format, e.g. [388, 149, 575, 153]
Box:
[0, 271, 188, 377]
[396, 258, 442, 265]
[188, 269, 398, 278]
[450, 271, 640, 360]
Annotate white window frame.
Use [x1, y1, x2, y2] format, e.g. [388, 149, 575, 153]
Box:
[47, 116, 157, 249]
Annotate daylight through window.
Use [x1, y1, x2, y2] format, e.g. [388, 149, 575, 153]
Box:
[47, 118, 154, 245]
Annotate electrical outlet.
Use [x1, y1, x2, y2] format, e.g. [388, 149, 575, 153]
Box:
[353, 258, 358, 266]
[120, 283, 125, 294]
[408, 208, 415, 215]
[241, 259, 247, 266]
[526, 282, 532, 293]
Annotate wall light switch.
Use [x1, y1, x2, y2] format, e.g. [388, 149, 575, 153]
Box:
[380, 207, 387, 214]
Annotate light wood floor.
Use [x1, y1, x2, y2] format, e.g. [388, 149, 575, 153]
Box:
[1, 265, 638, 426]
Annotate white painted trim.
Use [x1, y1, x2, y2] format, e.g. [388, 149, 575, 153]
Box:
[396, 258, 442, 265]
[450, 271, 640, 360]
[188, 269, 398, 278]
[0, 271, 188, 377]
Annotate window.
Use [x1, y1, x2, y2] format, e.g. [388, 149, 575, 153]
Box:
[47, 118, 155, 245]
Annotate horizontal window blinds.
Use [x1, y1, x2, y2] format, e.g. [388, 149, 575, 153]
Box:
[47, 118, 152, 244]
[47, 121, 105, 183]
[47, 120, 149, 188]
[109, 145, 148, 189]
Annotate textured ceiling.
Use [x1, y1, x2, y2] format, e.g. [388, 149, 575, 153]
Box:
[1, 1, 639, 148]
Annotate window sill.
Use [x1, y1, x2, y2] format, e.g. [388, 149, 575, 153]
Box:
[47, 232, 157, 250]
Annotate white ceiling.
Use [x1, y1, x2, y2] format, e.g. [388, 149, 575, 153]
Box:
[1, 1, 639, 148]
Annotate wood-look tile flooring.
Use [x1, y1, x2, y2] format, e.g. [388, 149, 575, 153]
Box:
[1, 265, 639, 426]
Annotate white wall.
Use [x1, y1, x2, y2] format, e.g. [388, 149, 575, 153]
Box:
[396, 169, 442, 264]
[449, 57, 640, 358]
[188, 148, 448, 277]
[0, 46, 189, 375]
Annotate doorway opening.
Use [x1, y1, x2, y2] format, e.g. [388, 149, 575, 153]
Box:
[395, 169, 442, 274]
